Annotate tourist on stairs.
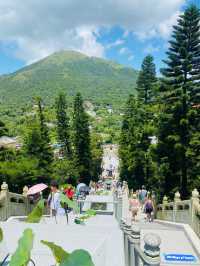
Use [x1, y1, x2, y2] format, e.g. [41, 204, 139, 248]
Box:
[129, 193, 140, 222]
[144, 196, 154, 222]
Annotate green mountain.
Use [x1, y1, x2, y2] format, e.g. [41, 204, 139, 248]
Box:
[0, 50, 138, 111]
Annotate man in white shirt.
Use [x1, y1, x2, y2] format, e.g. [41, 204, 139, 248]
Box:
[48, 180, 65, 216]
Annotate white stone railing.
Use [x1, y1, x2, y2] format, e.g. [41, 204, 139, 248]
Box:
[157, 189, 200, 237]
[0, 182, 49, 220]
[113, 181, 162, 266]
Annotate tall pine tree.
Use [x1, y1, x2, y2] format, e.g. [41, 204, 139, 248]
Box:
[73, 93, 92, 184]
[136, 55, 158, 187]
[56, 93, 71, 158]
[159, 5, 200, 197]
[119, 95, 146, 189]
[37, 97, 53, 169]
[26, 98, 53, 182]
[137, 55, 157, 104]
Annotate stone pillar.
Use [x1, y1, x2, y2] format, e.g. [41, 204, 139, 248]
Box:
[0, 182, 9, 197]
[122, 181, 130, 222]
[23, 186, 29, 197]
[191, 189, 199, 228]
[143, 233, 161, 266]
[0, 182, 9, 220]
[117, 195, 123, 223]
[128, 225, 141, 266]
[162, 195, 168, 205]
[23, 186, 29, 214]
[174, 191, 181, 203]
[174, 191, 181, 222]
[123, 222, 132, 266]
[161, 196, 168, 219]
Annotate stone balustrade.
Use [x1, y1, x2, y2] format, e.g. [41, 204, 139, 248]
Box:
[0, 182, 45, 220]
[157, 189, 200, 237]
[121, 220, 161, 266]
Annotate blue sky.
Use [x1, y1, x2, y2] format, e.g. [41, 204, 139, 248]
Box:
[0, 0, 198, 75]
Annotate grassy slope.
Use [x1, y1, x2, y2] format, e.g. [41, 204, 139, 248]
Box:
[0, 50, 138, 111]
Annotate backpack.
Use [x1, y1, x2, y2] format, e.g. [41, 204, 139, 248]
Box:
[145, 200, 153, 211]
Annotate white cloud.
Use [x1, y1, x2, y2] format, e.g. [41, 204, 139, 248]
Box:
[106, 39, 125, 49]
[0, 0, 185, 63]
[144, 44, 160, 54]
[123, 30, 129, 38]
[119, 47, 130, 55]
[128, 55, 134, 61]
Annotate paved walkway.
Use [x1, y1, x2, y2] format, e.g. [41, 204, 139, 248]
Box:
[132, 214, 200, 266]
[1, 215, 125, 266]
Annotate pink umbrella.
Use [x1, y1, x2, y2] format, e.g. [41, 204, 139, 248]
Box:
[27, 183, 48, 195]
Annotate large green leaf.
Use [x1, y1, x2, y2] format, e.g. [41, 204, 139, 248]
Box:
[85, 209, 96, 217]
[41, 240, 69, 263]
[0, 228, 3, 242]
[59, 250, 95, 266]
[9, 228, 34, 266]
[26, 199, 45, 223]
[60, 193, 79, 213]
[77, 209, 97, 222]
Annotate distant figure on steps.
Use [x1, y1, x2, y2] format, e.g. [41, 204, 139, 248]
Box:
[139, 185, 147, 208]
[129, 193, 140, 222]
[144, 196, 154, 222]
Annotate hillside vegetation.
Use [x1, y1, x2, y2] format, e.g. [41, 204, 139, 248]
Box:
[0, 50, 138, 112]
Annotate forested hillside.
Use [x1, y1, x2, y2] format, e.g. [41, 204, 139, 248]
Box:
[0, 50, 138, 112]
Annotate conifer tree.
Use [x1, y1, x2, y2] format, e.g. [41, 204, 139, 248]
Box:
[73, 93, 92, 184]
[159, 5, 200, 197]
[137, 55, 157, 104]
[0, 120, 8, 137]
[119, 95, 146, 188]
[36, 97, 53, 169]
[56, 93, 71, 158]
[26, 98, 53, 181]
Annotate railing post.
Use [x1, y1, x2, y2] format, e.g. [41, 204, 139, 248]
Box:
[128, 225, 141, 266]
[162, 195, 167, 219]
[0, 182, 9, 220]
[114, 190, 118, 220]
[120, 219, 126, 264]
[123, 222, 132, 266]
[191, 188, 199, 230]
[174, 191, 181, 222]
[23, 186, 29, 214]
[117, 195, 123, 223]
[143, 233, 161, 266]
[23, 186, 28, 197]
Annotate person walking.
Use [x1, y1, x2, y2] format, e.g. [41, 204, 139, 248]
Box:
[48, 180, 65, 218]
[139, 185, 147, 209]
[129, 193, 140, 222]
[144, 196, 154, 222]
[76, 178, 87, 197]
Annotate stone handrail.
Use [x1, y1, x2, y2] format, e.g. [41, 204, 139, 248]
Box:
[121, 220, 161, 266]
[157, 189, 200, 238]
[0, 182, 42, 221]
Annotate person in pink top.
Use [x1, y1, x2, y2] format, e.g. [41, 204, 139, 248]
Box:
[129, 193, 140, 222]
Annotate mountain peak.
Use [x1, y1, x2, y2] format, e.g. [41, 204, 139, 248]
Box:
[0, 50, 138, 110]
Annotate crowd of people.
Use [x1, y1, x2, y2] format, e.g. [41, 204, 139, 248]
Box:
[129, 186, 155, 223]
[29, 178, 155, 224]
[45, 178, 107, 218]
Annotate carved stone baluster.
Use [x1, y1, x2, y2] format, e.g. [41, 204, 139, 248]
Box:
[0, 182, 9, 220]
[191, 188, 200, 230]
[143, 233, 161, 266]
[174, 191, 181, 222]
[128, 225, 141, 266]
